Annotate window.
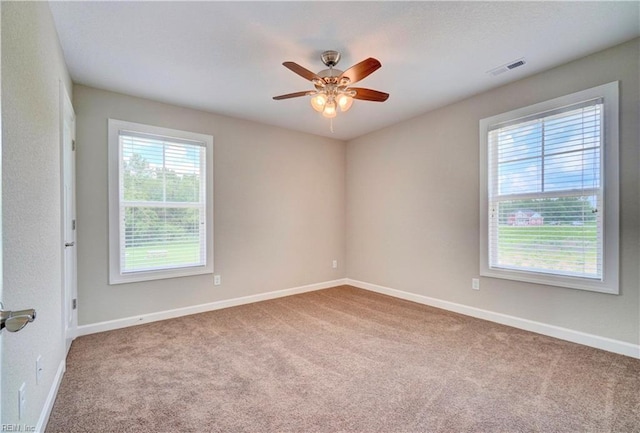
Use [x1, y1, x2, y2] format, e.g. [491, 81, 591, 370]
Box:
[108, 119, 213, 284]
[479, 82, 619, 294]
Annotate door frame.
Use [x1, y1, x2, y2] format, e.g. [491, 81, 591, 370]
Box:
[60, 81, 77, 354]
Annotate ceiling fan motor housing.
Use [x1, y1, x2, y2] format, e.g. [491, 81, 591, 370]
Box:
[321, 50, 341, 67]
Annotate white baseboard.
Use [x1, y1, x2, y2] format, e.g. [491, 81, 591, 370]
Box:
[36, 358, 66, 433]
[77, 278, 348, 337]
[347, 278, 640, 359]
[75, 276, 639, 359]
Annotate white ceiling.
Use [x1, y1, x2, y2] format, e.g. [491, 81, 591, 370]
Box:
[49, 1, 639, 141]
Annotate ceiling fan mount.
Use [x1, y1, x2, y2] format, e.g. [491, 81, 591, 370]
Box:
[273, 50, 389, 119]
[320, 50, 341, 68]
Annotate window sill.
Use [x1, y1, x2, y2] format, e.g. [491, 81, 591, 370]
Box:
[480, 267, 618, 295]
[109, 265, 213, 285]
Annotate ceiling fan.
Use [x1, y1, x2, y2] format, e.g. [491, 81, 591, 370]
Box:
[273, 50, 389, 119]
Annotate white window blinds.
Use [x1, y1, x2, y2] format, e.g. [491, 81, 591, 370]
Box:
[119, 130, 207, 273]
[487, 99, 603, 280]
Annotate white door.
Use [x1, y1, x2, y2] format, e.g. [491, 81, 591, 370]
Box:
[61, 83, 77, 354]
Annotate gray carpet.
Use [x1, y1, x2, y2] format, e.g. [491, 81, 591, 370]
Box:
[46, 286, 640, 432]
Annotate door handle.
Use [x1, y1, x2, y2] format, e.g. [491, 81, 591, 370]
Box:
[0, 303, 36, 332]
[65, 242, 75, 247]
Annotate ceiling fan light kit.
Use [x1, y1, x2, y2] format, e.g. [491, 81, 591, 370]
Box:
[274, 50, 389, 120]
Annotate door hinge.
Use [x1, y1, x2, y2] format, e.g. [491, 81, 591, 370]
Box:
[72, 140, 76, 151]
[72, 219, 76, 230]
[72, 299, 77, 310]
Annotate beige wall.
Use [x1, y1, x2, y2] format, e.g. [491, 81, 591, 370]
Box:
[346, 38, 640, 344]
[74, 39, 640, 344]
[74, 85, 346, 325]
[2, 2, 73, 426]
[2, 5, 636, 427]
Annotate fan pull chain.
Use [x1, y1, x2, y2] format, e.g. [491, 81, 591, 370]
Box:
[330, 118, 334, 133]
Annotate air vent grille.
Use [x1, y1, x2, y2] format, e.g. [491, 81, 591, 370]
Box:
[488, 58, 526, 76]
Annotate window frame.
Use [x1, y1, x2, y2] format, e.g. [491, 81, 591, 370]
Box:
[108, 119, 214, 284]
[479, 82, 619, 294]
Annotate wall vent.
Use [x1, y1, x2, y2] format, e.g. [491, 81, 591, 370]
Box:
[507, 60, 525, 69]
[488, 58, 526, 76]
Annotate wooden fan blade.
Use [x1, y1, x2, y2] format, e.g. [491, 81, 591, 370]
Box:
[283, 62, 322, 82]
[351, 88, 389, 102]
[273, 91, 312, 100]
[339, 58, 382, 84]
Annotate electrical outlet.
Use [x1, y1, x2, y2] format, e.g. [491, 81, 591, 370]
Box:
[18, 382, 26, 420]
[36, 355, 43, 385]
[472, 278, 480, 290]
[332, 260, 338, 269]
[214, 275, 221, 286]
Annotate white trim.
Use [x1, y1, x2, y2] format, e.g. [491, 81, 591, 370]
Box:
[35, 359, 66, 433]
[479, 81, 619, 294]
[66, 325, 78, 345]
[76, 277, 639, 358]
[347, 278, 639, 359]
[60, 80, 77, 355]
[77, 279, 348, 336]
[107, 119, 214, 285]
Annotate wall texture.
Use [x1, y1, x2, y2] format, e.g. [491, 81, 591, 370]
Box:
[73, 85, 346, 325]
[346, 38, 639, 345]
[2, 1, 72, 426]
